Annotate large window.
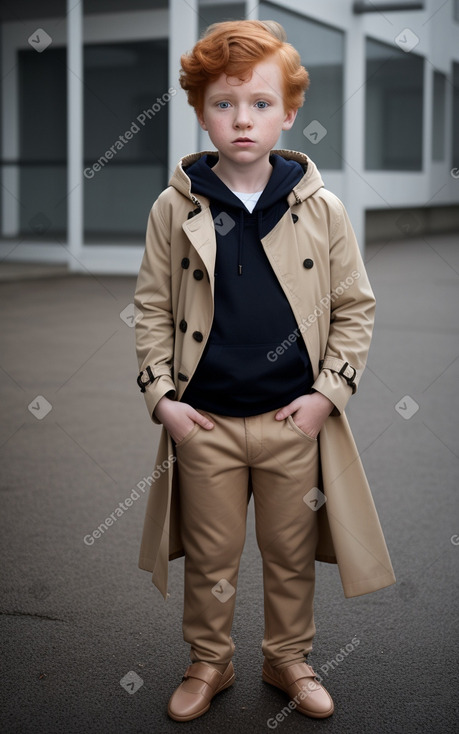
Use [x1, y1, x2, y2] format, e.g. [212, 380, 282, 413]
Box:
[18, 47, 67, 237]
[365, 38, 424, 171]
[259, 2, 344, 170]
[18, 39, 168, 239]
[83, 40, 169, 239]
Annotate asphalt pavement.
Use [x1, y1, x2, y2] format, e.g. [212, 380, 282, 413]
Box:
[1, 234, 458, 734]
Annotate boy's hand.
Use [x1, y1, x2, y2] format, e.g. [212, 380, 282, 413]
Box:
[154, 396, 214, 444]
[275, 392, 334, 439]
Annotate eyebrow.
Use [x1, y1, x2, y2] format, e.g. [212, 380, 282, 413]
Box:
[207, 90, 280, 102]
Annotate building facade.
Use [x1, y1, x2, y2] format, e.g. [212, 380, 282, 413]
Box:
[1, 0, 458, 273]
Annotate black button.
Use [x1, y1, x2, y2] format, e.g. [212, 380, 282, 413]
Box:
[179, 319, 187, 333]
[187, 208, 200, 219]
[303, 258, 314, 269]
[178, 372, 189, 382]
[192, 331, 203, 342]
[291, 213, 298, 223]
[193, 269, 204, 280]
[181, 257, 190, 269]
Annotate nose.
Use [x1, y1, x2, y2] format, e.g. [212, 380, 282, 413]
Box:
[234, 105, 253, 130]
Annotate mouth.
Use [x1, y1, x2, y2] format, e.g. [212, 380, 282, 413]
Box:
[233, 137, 255, 144]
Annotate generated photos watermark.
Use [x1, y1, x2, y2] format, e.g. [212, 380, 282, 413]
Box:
[211, 578, 236, 603]
[28, 395, 53, 420]
[120, 303, 143, 327]
[267, 270, 361, 363]
[214, 211, 236, 236]
[83, 455, 176, 545]
[395, 395, 419, 420]
[303, 120, 328, 145]
[394, 28, 420, 53]
[28, 28, 52, 53]
[303, 486, 327, 511]
[120, 671, 144, 694]
[266, 637, 360, 728]
[84, 88, 177, 180]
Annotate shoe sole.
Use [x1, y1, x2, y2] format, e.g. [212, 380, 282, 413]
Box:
[262, 669, 334, 719]
[167, 672, 235, 722]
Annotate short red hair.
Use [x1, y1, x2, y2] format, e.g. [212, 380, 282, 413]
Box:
[179, 20, 310, 115]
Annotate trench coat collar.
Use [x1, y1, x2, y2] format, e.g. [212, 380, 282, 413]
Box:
[171, 149, 325, 289]
[168, 149, 325, 210]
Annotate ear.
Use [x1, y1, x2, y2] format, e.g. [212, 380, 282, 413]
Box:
[196, 110, 208, 131]
[282, 108, 298, 131]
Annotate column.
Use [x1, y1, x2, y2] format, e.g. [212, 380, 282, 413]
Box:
[1, 25, 20, 237]
[343, 21, 366, 253]
[246, 0, 259, 20]
[67, 0, 84, 270]
[168, 0, 199, 170]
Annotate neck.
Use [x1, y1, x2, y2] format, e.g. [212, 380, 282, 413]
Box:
[211, 154, 272, 193]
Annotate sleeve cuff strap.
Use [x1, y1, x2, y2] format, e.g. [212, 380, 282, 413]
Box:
[319, 357, 357, 394]
[137, 364, 172, 393]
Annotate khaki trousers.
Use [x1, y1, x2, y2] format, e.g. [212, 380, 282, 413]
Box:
[175, 408, 319, 669]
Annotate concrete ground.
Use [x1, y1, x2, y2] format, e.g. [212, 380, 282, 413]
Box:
[1, 234, 458, 734]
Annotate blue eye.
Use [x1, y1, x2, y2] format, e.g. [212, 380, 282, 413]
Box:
[217, 101, 230, 109]
[255, 101, 269, 109]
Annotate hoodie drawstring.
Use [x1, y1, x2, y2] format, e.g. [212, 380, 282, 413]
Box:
[237, 209, 264, 276]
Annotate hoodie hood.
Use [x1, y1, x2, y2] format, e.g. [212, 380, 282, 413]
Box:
[176, 150, 323, 278]
[186, 152, 307, 272]
[168, 149, 324, 210]
[185, 152, 304, 216]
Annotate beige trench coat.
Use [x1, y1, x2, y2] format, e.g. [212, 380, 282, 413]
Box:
[134, 150, 396, 600]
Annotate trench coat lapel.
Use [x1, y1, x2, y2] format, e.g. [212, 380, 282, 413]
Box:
[261, 212, 321, 379]
[182, 208, 216, 295]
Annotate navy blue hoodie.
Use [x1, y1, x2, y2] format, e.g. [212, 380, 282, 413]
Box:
[182, 153, 313, 416]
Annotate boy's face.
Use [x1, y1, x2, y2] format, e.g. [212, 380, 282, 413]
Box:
[197, 57, 297, 169]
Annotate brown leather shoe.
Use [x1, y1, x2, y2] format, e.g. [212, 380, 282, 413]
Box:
[262, 659, 334, 718]
[167, 661, 235, 722]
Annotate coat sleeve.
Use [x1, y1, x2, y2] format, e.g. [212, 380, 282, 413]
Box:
[311, 198, 375, 416]
[134, 197, 176, 423]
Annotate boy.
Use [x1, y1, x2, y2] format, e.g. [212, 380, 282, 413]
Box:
[135, 20, 395, 723]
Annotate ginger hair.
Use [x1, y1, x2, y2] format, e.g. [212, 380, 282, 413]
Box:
[179, 20, 310, 115]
